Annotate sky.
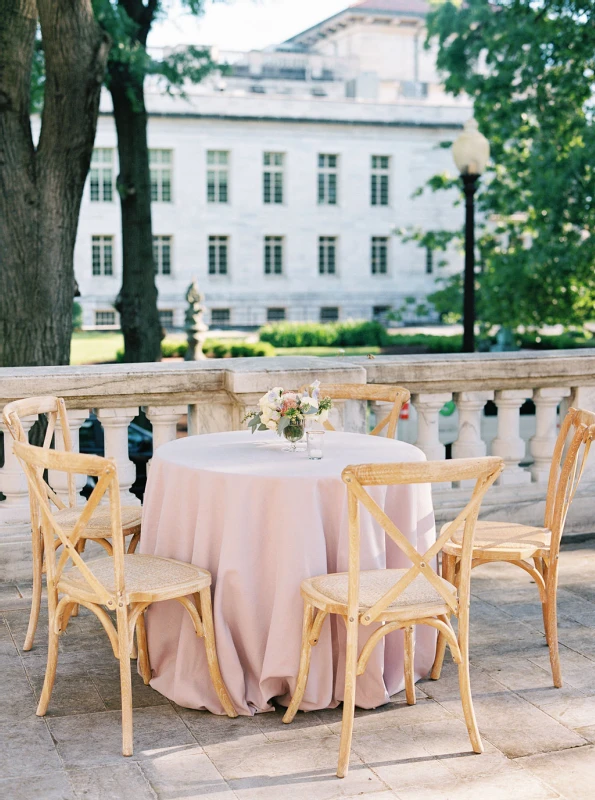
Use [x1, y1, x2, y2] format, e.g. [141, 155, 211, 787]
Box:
[149, 0, 350, 52]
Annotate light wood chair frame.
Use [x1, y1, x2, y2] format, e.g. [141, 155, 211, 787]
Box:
[301, 384, 410, 439]
[2, 396, 141, 651]
[13, 440, 237, 756]
[282, 456, 503, 778]
[432, 407, 595, 688]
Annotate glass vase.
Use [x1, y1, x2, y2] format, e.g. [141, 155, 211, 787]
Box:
[282, 419, 305, 451]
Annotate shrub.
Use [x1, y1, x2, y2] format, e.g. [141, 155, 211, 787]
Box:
[72, 301, 83, 332]
[259, 320, 389, 348]
[202, 339, 275, 358]
[161, 341, 187, 358]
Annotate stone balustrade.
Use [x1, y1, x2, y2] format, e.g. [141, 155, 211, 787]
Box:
[1, 350, 595, 581]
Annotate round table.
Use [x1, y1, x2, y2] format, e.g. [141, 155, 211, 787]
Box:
[140, 430, 436, 715]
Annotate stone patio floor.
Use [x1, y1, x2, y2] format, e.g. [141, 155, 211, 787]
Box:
[1, 540, 594, 800]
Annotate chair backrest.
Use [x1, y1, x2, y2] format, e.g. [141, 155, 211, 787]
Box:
[544, 407, 595, 557]
[341, 457, 503, 627]
[13, 440, 125, 609]
[2, 396, 76, 509]
[316, 384, 410, 439]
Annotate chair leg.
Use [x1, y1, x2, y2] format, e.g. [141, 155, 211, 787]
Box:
[36, 616, 60, 716]
[404, 626, 416, 705]
[116, 606, 134, 757]
[337, 617, 359, 779]
[136, 611, 151, 685]
[457, 640, 483, 754]
[199, 588, 237, 718]
[283, 601, 315, 724]
[545, 573, 562, 688]
[71, 539, 86, 618]
[24, 531, 43, 652]
[127, 531, 140, 554]
[431, 552, 457, 680]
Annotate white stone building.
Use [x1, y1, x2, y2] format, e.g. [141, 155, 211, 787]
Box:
[76, 0, 471, 330]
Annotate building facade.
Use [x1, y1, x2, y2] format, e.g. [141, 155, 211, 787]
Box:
[75, 0, 471, 329]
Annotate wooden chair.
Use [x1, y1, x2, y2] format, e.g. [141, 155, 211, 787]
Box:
[432, 407, 595, 689]
[13, 440, 237, 755]
[2, 396, 142, 651]
[283, 456, 504, 778]
[307, 384, 410, 439]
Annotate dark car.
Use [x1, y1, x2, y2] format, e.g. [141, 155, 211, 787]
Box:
[79, 413, 153, 500]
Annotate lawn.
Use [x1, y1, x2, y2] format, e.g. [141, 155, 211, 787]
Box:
[70, 332, 381, 365]
[70, 332, 124, 365]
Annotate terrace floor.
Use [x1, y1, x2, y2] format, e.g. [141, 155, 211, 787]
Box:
[1, 541, 594, 800]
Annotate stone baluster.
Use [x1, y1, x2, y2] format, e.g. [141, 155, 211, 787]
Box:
[370, 401, 393, 438]
[491, 390, 532, 485]
[144, 406, 186, 469]
[530, 388, 571, 483]
[0, 416, 35, 524]
[452, 391, 493, 487]
[96, 407, 141, 506]
[49, 408, 90, 505]
[411, 393, 452, 460]
[567, 386, 595, 481]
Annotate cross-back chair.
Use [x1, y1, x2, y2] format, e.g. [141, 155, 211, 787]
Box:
[303, 384, 410, 439]
[282, 456, 504, 778]
[13, 440, 236, 756]
[2, 396, 142, 651]
[432, 406, 595, 689]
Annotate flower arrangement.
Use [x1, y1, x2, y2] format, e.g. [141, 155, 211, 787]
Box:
[243, 381, 332, 437]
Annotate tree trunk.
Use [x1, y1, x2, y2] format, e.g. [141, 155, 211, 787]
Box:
[109, 65, 162, 363]
[0, 0, 109, 367]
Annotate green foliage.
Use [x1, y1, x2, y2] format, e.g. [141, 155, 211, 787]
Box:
[72, 302, 83, 332]
[402, 0, 595, 329]
[259, 321, 389, 348]
[157, 339, 276, 359]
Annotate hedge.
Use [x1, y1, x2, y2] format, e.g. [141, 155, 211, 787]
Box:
[259, 321, 389, 348]
[118, 339, 275, 361]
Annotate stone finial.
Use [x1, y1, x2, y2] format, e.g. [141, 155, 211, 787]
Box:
[184, 278, 209, 361]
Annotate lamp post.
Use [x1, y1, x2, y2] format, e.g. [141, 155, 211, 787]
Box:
[452, 118, 490, 353]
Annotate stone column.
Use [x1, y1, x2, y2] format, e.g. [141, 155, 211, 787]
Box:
[491, 389, 532, 485]
[568, 386, 595, 481]
[49, 408, 90, 505]
[96, 407, 140, 506]
[530, 388, 570, 483]
[0, 417, 35, 524]
[411, 393, 452, 460]
[370, 401, 393, 438]
[144, 406, 186, 470]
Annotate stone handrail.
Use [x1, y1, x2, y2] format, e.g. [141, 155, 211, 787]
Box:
[1, 350, 594, 580]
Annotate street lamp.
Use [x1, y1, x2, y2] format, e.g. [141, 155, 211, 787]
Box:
[452, 118, 490, 353]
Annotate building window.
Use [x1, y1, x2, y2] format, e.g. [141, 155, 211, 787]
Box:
[426, 247, 434, 274]
[211, 308, 230, 325]
[318, 236, 337, 275]
[320, 306, 339, 323]
[159, 309, 174, 329]
[318, 154, 338, 205]
[207, 151, 229, 203]
[264, 236, 284, 275]
[371, 155, 390, 206]
[263, 152, 284, 204]
[91, 235, 114, 276]
[150, 149, 172, 202]
[208, 235, 229, 275]
[90, 148, 114, 202]
[153, 235, 172, 276]
[371, 236, 389, 275]
[267, 307, 286, 322]
[95, 310, 116, 327]
[373, 305, 391, 323]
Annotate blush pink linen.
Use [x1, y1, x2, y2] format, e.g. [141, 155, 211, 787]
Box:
[140, 430, 437, 716]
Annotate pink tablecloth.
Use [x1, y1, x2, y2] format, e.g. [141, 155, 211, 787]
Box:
[140, 430, 436, 715]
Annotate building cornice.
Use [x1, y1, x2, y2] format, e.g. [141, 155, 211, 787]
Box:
[99, 110, 462, 130]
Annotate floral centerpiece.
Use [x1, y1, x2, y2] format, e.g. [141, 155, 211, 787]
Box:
[243, 381, 332, 448]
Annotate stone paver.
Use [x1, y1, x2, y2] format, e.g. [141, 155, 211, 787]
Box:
[0, 540, 593, 799]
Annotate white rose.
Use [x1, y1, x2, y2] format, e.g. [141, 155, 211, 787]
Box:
[266, 419, 277, 430]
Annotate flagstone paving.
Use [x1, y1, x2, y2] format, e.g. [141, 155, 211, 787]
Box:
[1, 540, 594, 800]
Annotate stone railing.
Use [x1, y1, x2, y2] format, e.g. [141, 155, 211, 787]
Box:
[1, 350, 595, 580]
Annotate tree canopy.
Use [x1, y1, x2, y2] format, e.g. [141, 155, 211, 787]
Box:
[406, 0, 595, 330]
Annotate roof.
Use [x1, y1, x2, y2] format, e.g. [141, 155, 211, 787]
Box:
[284, 0, 428, 46]
[350, 0, 430, 12]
